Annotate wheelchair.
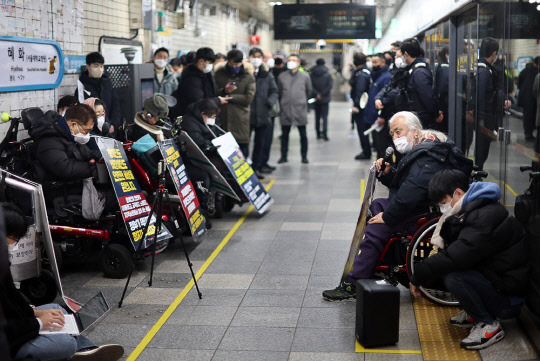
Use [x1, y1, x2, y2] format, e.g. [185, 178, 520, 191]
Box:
[0, 108, 169, 279]
[372, 170, 488, 306]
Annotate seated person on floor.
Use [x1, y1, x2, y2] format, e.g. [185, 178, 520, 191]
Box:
[0, 203, 124, 361]
[128, 94, 172, 142]
[323, 111, 471, 301]
[409, 170, 528, 350]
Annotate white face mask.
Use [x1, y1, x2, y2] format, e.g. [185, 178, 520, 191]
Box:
[393, 135, 413, 154]
[366, 61, 373, 70]
[266, 58, 275, 68]
[204, 63, 213, 73]
[154, 59, 168, 69]
[73, 123, 91, 144]
[287, 61, 298, 70]
[88, 67, 104, 78]
[438, 202, 452, 215]
[394, 57, 406, 69]
[97, 115, 105, 130]
[250, 58, 263, 68]
[206, 117, 216, 126]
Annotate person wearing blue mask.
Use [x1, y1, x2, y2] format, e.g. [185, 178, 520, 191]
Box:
[410, 170, 529, 350]
[213, 49, 256, 157]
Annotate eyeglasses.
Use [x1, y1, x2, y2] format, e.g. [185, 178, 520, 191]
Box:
[77, 123, 93, 135]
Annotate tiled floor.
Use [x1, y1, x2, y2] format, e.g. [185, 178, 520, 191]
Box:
[58, 102, 538, 361]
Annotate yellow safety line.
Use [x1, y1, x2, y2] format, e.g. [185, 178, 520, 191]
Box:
[501, 180, 518, 197]
[126, 179, 276, 361]
[355, 341, 422, 354]
[360, 178, 366, 203]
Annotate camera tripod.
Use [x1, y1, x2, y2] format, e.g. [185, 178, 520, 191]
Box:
[118, 161, 202, 308]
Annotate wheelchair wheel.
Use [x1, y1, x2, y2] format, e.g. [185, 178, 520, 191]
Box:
[406, 218, 459, 306]
[100, 243, 133, 279]
[20, 270, 58, 306]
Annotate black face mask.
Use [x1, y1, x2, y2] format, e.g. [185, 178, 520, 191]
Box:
[372, 65, 381, 71]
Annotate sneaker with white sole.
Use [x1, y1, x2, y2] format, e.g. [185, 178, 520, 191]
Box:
[450, 310, 474, 328]
[71, 344, 124, 361]
[460, 321, 505, 350]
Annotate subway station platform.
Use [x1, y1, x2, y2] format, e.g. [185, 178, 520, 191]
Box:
[59, 102, 538, 361]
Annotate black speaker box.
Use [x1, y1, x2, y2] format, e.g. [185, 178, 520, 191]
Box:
[356, 279, 400, 347]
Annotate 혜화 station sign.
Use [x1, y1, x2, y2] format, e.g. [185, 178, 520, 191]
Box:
[0, 35, 64, 92]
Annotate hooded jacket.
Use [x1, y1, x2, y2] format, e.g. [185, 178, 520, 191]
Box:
[214, 62, 256, 144]
[380, 139, 473, 226]
[29, 112, 93, 182]
[75, 71, 122, 129]
[181, 101, 216, 151]
[250, 63, 279, 128]
[411, 182, 529, 296]
[309, 65, 333, 104]
[154, 64, 179, 96]
[170, 64, 219, 119]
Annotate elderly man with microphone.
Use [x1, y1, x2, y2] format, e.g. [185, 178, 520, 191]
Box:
[323, 111, 472, 301]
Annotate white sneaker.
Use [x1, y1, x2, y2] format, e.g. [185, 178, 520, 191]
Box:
[460, 321, 505, 350]
[450, 310, 474, 328]
[71, 344, 124, 361]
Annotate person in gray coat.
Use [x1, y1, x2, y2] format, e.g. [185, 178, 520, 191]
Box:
[249, 48, 279, 175]
[278, 54, 313, 164]
[310, 59, 333, 141]
[152, 47, 178, 96]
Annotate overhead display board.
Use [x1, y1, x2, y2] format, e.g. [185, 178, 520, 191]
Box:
[274, 4, 376, 40]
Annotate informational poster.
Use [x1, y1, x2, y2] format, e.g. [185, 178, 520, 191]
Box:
[64, 55, 86, 74]
[158, 140, 207, 241]
[97, 138, 172, 250]
[212, 132, 273, 214]
[0, 35, 64, 92]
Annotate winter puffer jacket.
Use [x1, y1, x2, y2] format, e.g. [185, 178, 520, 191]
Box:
[380, 139, 473, 226]
[29, 112, 93, 182]
[411, 182, 529, 296]
[181, 101, 216, 151]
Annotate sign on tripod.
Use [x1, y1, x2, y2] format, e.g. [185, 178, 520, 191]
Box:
[97, 138, 172, 250]
[212, 132, 273, 214]
[158, 139, 207, 241]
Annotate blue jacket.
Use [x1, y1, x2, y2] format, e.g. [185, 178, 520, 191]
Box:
[364, 66, 392, 124]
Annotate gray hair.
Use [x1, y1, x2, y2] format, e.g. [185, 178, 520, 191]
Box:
[389, 111, 423, 131]
[422, 129, 448, 142]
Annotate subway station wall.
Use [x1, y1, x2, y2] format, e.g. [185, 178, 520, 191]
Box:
[0, 0, 273, 140]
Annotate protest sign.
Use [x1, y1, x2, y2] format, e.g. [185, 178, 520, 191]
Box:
[97, 138, 172, 250]
[212, 132, 273, 214]
[158, 139, 206, 241]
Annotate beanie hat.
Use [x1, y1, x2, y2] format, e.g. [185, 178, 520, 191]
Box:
[144, 94, 169, 118]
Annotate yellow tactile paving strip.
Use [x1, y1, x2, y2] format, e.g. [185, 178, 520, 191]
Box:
[413, 297, 481, 361]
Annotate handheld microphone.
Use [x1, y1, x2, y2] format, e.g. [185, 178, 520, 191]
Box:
[378, 147, 394, 177]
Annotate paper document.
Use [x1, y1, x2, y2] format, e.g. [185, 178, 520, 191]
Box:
[363, 122, 384, 136]
[39, 314, 80, 335]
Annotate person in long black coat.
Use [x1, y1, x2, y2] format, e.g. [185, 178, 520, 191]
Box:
[410, 170, 528, 350]
[518, 58, 540, 141]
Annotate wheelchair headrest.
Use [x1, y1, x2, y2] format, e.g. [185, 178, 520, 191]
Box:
[21, 108, 45, 131]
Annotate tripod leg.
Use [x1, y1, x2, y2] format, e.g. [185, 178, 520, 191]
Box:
[118, 192, 158, 306]
[165, 190, 202, 299]
[149, 188, 163, 287]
